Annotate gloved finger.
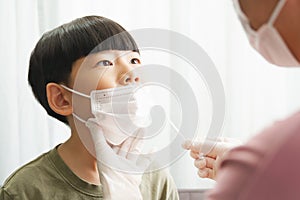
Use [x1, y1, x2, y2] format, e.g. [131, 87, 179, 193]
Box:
[128, 129, 144, 151]
[112, 146, 121, 154]
[134, 146, 157, 171]
[190, 150, 200, 159]
[194, 158, 206, 169]
[118, 136, 135, 158]
[190, 141, 203, 152]
[221, 137, 242, 145]
[190, 140, 214, 154]
[118, 129, 145, 158]
[86, 118, 118, 162]
[126, 129, 146, 162]
[86, 119, 110, 150]
[135, 153, 153, 172]
[128, 129, 145, 153]
[85, 118, 104, 144]
[205, 156, 216, 169]
[126, 151, 139, 163]
[182, 139, 193, 150]
[93, 111, 106, 121]
[192, 137, 242, 156]
[197, 168, 208, 178]
[197, 168, 214, 179]
[191, 140, 225, 158]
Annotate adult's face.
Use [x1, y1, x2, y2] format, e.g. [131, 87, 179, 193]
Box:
[235, 0, 300, 64]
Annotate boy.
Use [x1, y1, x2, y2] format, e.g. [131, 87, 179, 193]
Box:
[0, 15, 179, 199]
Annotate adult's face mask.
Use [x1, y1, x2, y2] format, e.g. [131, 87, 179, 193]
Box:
[233, 0, 300, 67]
[61, 84, 152, 145]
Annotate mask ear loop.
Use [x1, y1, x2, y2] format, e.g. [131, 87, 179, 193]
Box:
[233, 0, 286, 33]
[233, 0, 257, 37]
[72, 113, 87, 124]
[60, 84, 90, 98]
[268, 0, 286, 26]
[233, 0, 248, 22]
[60, 84, 90, 123]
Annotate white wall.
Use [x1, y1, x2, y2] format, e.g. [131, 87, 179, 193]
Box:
[1, 0, 300, 189]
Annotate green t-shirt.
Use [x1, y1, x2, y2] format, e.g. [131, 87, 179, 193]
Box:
[0, 146, 179, 200]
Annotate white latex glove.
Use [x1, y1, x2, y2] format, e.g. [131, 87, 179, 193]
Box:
[86, 118, 152, 200]
[182, 137, 242, 180]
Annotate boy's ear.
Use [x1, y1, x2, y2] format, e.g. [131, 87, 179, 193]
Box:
[46, 83, 73, 116]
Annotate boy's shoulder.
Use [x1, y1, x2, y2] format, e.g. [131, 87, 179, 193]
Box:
[1, 149, 56, 198]
[3, 150, 51, 186]
[1, 146, 103, 200]
[140, 168, 179, 200]
[142, 167, 171, 183]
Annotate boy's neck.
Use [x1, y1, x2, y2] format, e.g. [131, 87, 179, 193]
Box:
[57, 126, 100, 185]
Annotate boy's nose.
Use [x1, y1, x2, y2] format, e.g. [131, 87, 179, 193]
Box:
[119, 71, 140, 85]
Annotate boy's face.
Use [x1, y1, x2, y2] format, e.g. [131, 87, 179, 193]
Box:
[70, 50, 141, 92]
[64, 50, 142, 122]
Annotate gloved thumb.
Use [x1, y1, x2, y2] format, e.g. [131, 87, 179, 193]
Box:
[187, 137, 242, 158]
[182, 139, 193, 150]
[135, 152, 154, 172]
[86, 118, 115, 157]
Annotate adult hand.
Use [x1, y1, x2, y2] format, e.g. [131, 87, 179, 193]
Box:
[182, 137, 242, 180]
[86, 118, 152, 200]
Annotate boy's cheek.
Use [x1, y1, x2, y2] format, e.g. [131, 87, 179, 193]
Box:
[95, 74, 119, 90]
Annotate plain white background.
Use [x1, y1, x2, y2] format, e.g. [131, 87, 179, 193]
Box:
[1, 0, 300, 190]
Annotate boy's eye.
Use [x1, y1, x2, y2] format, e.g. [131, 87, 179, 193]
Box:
[131, 58, 141, 64]
[96, 60, 113, 67]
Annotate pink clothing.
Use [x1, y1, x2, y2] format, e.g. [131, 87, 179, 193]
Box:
[207, 111, 300, 200]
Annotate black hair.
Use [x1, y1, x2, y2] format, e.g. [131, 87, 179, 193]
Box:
[28, 15, 139, 125]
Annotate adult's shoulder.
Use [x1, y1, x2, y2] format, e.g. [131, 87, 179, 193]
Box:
[237, 111, 300, 199]
[247, 111, 300, 153]
[223, 111, 300, 168]
[207, 111, 300, 200]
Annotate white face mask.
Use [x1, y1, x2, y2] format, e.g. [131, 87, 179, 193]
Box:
[233, 0, 300, 67]
[61, 84, 152, 145]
